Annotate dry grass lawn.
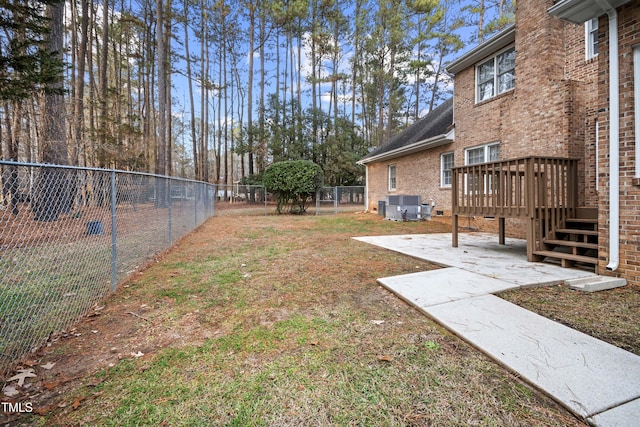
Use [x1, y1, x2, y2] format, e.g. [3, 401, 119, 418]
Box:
[4, 213, 615, 426]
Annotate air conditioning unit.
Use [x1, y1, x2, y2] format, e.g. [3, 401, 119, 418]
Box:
[385, 195, 422, 221]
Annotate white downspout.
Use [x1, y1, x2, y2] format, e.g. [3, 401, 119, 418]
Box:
[364, 165, 370, 212]
[603, 4, 619, 271]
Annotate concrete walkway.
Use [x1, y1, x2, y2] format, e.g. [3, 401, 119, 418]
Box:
[354, 232, 640, 426]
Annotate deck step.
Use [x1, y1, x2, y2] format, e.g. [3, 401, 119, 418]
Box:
[543, 239, 598, 250]
[565, 218, 598, 224]
[554, 228, 598, 236]
[533, 250, 598, 265]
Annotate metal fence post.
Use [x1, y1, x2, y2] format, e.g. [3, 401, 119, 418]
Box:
[194, 182, 199, 226]
[334, 186, 338, 214]
[168, 178, 173, 244]
[264, 186, 267, 215]
[111, 170, 117, 291]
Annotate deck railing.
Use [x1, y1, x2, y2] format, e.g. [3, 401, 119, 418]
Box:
[451, 156, 578, 259]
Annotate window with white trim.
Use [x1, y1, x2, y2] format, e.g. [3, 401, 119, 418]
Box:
[476, 47, 515, 102]
[388, 165, 396, 191]
[466, 143, 500, 165]
[465, 143, 500, 193]
[441, 152, 454, 188]
[586, 18, 598, 60]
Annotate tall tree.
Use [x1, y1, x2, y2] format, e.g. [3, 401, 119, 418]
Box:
[243, 0, 257, 176]
[33, 0, 68, 221]
[41, 0, 66, 165]
[155, 0, 167, 178]
[183, 0, 200, 180]
[72, 0, 89, 165]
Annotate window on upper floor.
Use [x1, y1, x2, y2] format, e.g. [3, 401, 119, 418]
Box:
[586, 18, 598, 60]
[388, 164, 396, 191]
[476, 46, 515, 103]
[441, 152, 454, 188]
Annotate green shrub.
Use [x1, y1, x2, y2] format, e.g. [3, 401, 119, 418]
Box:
[263, 160, 324, 214]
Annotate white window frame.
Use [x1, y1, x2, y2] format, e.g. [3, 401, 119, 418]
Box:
[441, 152, 454, 188]
[388, 164, 396, 191]
[585, 18, 599, 60]
[465, 142, 500, 165]
[465, 143, 500, 194]
[476, 46, 515, 103]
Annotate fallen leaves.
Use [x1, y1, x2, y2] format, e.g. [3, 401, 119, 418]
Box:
[86, 304, 105, 317]
[2, 385, 20, 397]
[40, 362, 56, 370]
[43, 381, 61, 391]
[7, 368, 37, 386]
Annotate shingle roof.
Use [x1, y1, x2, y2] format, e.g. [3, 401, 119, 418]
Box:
[360, 97, 453, 163]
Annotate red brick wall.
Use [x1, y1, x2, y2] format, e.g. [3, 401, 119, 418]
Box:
[597, 2, 640, 286]
[365, 0, 604, 247]
[563, 21, 600, 208]
[452, 0, 599, 233]
[365, 146, 454, 215]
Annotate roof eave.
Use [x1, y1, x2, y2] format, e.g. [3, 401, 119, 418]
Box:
[446, 25, 515, 75]
[548, 0, 633, 24]
[357, 128, 454, 166]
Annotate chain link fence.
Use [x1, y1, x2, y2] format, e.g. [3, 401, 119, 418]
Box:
[214, 184, 270, 216]
[214, 184, 366, 216]
[315, 186, 366, 215]
[0, 161, 215, 377]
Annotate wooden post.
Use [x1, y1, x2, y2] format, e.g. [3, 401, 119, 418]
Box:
[452, 168, 459, 247]
[499, 217, 505, 245]
[453, 214, 458, 247]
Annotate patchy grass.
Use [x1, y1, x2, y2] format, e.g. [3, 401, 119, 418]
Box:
[7, 214, 586, 426]
[500, 284, 640, 356]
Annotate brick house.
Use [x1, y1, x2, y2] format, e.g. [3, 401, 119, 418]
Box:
[548, 0, 640, 286]
[359, 0, 639, 287]
[357, 98, 454, 215]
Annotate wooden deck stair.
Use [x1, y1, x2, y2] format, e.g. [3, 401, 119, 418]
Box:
[534, 209, 599, 269]
[452, 157, 598, 271]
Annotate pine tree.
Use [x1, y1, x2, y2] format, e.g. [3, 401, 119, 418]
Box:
[0, 0, 64, 101]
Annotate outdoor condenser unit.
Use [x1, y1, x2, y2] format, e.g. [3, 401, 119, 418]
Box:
[385, 195, 421, 221]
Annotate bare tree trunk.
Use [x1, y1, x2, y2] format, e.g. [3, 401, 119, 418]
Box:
[246, 0, 255, 176]
[5, 101, 19, 216]
[200, 1, 209, 182]
[74, 0, 89, 166]
[223, 30, 229, 190]
[87, 2, 97, 166]
[156, 0, 167, 196]
[164, 0, 172, 176]
[33, 1, 69, 222]
[183, 0, 199, 180]
[43, 2, 67, 163]
[257, 6, 266, 174]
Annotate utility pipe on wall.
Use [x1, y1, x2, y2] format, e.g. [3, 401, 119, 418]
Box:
[600, 2, 620, 271]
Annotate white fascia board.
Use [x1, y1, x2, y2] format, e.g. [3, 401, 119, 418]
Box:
[446, 25, 515, 75]
[357, 129, 454, 165]
[548, 0, 632, 24]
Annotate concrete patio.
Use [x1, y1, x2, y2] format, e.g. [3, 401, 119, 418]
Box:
[354, 232, 640, 426]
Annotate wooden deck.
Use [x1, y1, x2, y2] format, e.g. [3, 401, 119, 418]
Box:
[451, 156, 592, 266]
